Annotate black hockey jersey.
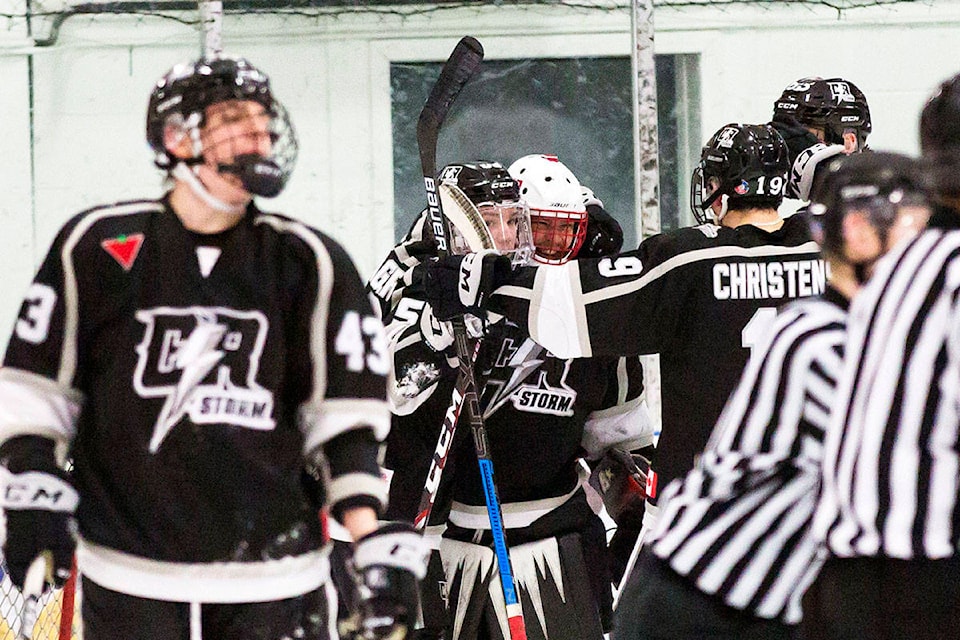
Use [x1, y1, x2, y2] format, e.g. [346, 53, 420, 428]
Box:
[385, 306, 650, 526]
[0, 198, 390, 601]
[368, 210, 653, 530]
[488, 215, 823, 501]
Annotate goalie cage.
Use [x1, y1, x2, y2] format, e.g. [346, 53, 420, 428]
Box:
[0, 556, 78, 640]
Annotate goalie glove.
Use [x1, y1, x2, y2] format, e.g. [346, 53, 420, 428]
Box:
[418, 250, 513, 321]
[346, 522, 430, 640]
[0, 436, 77, 590]
[588, 448, 649, 529]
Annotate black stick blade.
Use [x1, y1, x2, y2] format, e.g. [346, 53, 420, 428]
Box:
[416, 36, 485, 176]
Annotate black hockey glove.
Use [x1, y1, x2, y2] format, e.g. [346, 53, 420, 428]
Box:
[588, 448, 649, 529]
[580, 204, 624, 258]
[417, 250, 514, 321]
[0, 436, 77, 590]
[350, 522, 430, 640]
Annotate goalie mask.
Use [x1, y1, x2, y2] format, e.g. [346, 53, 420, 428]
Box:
[690, 123, 790, 225]
[773, 77, 871, 150]
[508, 154, 588, 265]
[808, 151, 929, 278]
[146, 56, 298, 200]
[438, 161, 534, 266]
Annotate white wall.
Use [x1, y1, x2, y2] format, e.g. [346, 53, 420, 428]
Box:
[1, 0, 959, 350]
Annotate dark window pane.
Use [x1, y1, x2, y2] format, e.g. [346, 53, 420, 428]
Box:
[391, 55, 697, 246]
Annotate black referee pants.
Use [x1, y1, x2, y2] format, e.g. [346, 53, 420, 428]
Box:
[612, 550, 797, 640]
[800, 556, 960, 640]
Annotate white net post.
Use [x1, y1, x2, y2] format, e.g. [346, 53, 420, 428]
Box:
[199, 0, 224, 59]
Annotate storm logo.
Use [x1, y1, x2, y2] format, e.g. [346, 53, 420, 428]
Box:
[511, 371, 576, 417]
[134, 306, 275, 453]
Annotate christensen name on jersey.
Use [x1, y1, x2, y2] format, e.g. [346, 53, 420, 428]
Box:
[713, 259, 828, 300]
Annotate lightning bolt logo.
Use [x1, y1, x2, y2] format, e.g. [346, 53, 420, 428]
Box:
[149, 312, 227, 453]
[481, 339, 544, 419]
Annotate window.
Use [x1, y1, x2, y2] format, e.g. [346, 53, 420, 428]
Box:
[391, 54, 700, 246]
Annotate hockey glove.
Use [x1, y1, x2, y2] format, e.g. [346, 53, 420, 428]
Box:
[350, 522, 430, 640]
[581, 204, 624, 258]
[588, 448, 649, 529]
[0, 436, 77, 590]
[419, 250, 513, 321]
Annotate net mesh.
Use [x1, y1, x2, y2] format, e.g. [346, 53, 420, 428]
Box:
[0, 561, 78, 640]
[0, 0, 925, 49]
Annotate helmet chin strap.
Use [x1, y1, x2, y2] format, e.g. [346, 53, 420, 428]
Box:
[172, 162, 246, 215]
[714, 194, 730, 225]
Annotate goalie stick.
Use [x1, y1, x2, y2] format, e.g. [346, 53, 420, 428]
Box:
[415, 36, 528, 640]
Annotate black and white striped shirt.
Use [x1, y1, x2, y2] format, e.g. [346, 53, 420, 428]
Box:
[647, 288, 847, 623]
[814, 229, 960, 560]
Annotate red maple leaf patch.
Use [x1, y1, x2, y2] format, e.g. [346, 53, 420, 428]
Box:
[101, 233, 144, 271]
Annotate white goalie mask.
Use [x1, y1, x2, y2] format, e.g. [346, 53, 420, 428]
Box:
[508, 154, 588, 265]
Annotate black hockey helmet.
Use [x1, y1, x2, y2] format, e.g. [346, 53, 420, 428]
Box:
[146, 55, 298, 197]
[438, 161, 521, 206]
[920, 72, 960, 196]
[808, 151, 928, 260]
[437, 161, 534, 263]
[773, 77, 871, 149]
[690, 123, 790, 224]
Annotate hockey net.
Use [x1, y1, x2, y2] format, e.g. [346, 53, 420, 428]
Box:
[0, 559, 79, 640]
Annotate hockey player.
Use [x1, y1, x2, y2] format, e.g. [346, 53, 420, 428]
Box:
[371, 157, 654, 640]
[613, 151, 930, 640]
[771, 76, 872, 162]
[414, 123, 825, 555]
[0, 55, 428, 640]
[804, 72, 960, 640]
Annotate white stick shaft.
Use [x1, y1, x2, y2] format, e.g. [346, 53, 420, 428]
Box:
[17, 555, 48, 640]
[199, 0, 223, 59]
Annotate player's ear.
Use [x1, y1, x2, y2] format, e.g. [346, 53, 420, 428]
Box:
[842, 130, 859, 154]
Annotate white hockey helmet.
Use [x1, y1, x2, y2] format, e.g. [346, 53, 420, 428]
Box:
[508, 154, 588, 265]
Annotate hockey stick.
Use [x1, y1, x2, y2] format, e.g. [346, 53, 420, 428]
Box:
[412, 36, 485, 531]
[16, 554, 48, 640]
[413, 184, 494, 531]
[415, 36, 527, 640]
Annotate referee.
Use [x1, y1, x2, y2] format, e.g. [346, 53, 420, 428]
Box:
[612, 153, 929, 640]
[804, 74, 960, 639]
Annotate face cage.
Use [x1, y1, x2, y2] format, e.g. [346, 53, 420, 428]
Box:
[186, 100, 299, 194]
[529, 209, 588, 265]
[690, 166, 721, 225]
[449, 200, 535, 267]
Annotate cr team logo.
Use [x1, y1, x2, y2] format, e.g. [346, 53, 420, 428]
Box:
[134, 306, 275, 453]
